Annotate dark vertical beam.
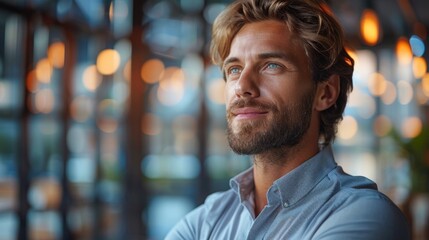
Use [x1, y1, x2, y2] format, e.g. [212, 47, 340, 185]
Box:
[122, 0, 147, 238]
[197, 0, 211, 205]
[60, 29, 77, 240]
[17, 12, 33, 240]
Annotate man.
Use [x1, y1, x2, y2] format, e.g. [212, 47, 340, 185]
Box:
[166, 0, 410, 239]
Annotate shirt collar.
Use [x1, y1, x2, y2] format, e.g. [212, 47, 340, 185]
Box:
[230, 167, 254, 203]
[273, 145, 337, 207]
[230, 145, 337, 207]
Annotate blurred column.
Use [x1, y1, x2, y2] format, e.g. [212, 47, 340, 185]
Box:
[60, 28, 76, 240]
[18, 9, 33, 240]
[122, 0, 147, 238]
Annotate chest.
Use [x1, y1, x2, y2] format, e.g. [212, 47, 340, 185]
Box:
[202, 200, 332, 240]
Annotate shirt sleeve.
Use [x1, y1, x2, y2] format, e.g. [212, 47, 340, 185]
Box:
[313, 196, 411, 240]
[164, 205, 206, 240]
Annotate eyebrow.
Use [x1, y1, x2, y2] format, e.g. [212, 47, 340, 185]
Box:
[223, 52, 294, 69]
[258, 52, 293, 62]
[222, 57, 239, 70]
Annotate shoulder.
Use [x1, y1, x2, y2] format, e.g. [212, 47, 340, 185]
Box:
[315, 179, 411, 240]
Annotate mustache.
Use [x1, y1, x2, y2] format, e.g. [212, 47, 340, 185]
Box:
[227, 99, 277, 113]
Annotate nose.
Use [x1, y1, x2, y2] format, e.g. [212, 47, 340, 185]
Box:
[234, 68, 259, 98]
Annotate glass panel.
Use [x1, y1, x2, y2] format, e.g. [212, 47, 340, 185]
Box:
[147, 196, 194, 239]
[0, 213, 17, 240]
[28, 210, 61, 240]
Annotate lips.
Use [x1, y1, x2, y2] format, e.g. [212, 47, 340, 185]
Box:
[231, 107, 269, 120]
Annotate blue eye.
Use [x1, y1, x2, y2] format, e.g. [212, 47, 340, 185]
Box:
[228, 67, 241, 75]
[267, 63, 280, 69]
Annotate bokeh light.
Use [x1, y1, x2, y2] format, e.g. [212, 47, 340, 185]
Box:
[29, 178, 61, 209]
[34, 88, 55, 113]
[360, 9, 380, 46]
[348, 89, 376, 119]
[157, 67, 185, 106]
[35, 58, 53, 83]
[141, 58, 164, 84]
[26, 70, 38, 93]
[70, 96, 94, 122]
[368, 72, 387, 96]
[97, 99, 120, 133]
[373, 115, 392, 137]
[409, 35, 425, 57]
[397, 80, 414, 105]
[47, 41, 65, 68]
[401, 116, 422, 139]
[380, 80, 397, 105]
[83, 65, 102, 91]
[422, 73, 429, 97]
[123, 60, 131, 82]
[413, 57, 427, 79]
[182, 54, 203, 88]
[96, 49, 121, 75]
[338, 116, 358, 140]
[396, 37, 413, 65]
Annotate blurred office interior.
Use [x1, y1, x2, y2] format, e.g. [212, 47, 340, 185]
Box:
[0, 0, 429, 239]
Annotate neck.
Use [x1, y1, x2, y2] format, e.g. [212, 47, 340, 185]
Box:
[252, 141, 319, 216]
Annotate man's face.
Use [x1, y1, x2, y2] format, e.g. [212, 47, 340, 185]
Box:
[224, 20, 316, 155]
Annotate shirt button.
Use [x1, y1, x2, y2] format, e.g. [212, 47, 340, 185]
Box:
[283, 202, 289, 208]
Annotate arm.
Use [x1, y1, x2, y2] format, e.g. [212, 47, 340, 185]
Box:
[164, 205, 206, 240]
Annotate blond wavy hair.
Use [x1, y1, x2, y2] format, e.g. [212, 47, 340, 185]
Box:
[210, 0, 354, 144]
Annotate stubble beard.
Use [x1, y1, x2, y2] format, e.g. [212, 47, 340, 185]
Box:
[226, 91, 315, 157]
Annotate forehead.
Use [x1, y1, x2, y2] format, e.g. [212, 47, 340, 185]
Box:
[227, 20, 306, 60]
[222, 20, 309, 70]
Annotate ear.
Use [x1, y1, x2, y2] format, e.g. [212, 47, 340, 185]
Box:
[314, 74, 340, 111]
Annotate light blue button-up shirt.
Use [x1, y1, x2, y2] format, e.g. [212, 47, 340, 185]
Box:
[165, 146, 410, 239]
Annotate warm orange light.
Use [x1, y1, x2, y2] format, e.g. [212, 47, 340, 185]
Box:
[47, 42, 65, 68]
[422, 73, 429, 96]
[360, 9, 380, 46]
[35, 58, 53, 83]
[141, 59, 164, 84]
[97, 99, 119, 133]
[157, 67, 185, 106]
[97, 118, 118, 133]
[26, 70, 38, 92]
[368, 72, 387, 96]
[70, 96, 93, 122]
[109, 2, 114, 21]
[396, 37, 413, 65]
[34, 88, 55, 113]
[338, 116, 358, 140]
[401, 117, 422, 139]
[123, 60, 131, 82]
[96, 49, 121, 75]
[373, 115, 392, 137]
[109, 0, 129, 21]
[345, 47, 358, 64]
[413, 57, 427, 79]
[397, 80, 413, 105]
[83, 65, 102, 91]
[416, 87, 428, 105]
[159, 67, 184, 89]
[380, 80, 397, 105]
